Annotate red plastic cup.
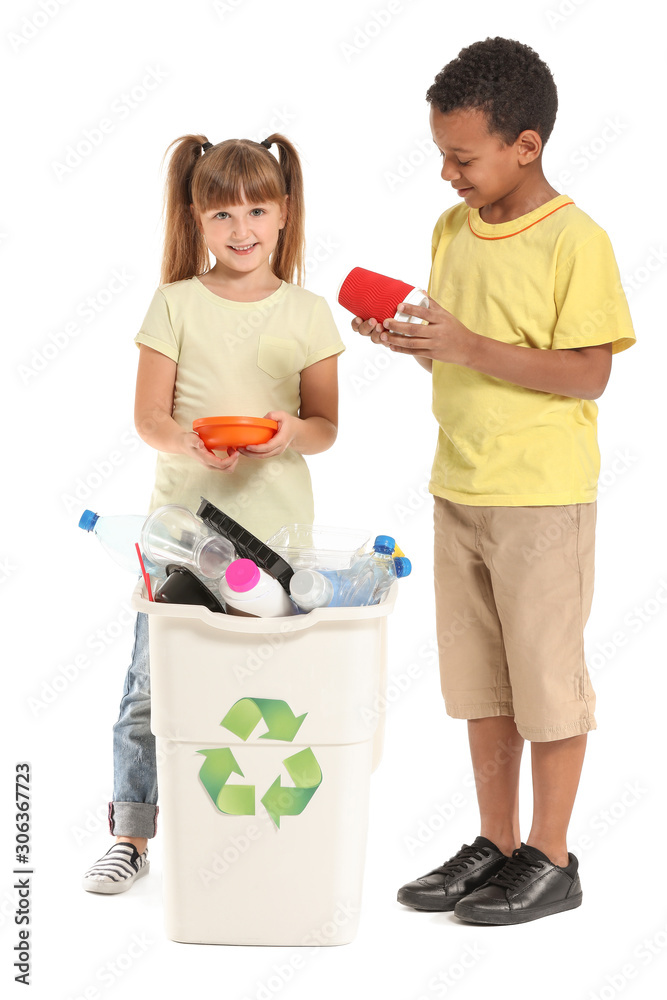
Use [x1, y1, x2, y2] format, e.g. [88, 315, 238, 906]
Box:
[337, 267, 428, 331]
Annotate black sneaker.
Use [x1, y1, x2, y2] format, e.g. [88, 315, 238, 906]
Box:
[397, 836, 510, 911]
[454, 843, 582, 924]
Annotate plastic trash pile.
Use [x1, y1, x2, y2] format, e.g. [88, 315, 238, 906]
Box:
[79, 497, 411, 618]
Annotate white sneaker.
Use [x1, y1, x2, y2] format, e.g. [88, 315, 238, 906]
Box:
[83, 842, 149, 894]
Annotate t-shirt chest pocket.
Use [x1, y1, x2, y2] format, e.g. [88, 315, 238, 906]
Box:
[257, 335, 304, 379]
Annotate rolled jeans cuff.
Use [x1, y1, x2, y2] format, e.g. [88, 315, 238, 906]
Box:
[108, 801, 159, 839]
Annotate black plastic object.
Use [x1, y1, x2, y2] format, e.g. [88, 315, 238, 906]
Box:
[197, 497, 294, 593]
[154, 564, 226, 614]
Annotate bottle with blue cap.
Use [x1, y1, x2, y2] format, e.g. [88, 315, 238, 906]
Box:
[289, 535, 412, 611]
[78, 510, 161, 577]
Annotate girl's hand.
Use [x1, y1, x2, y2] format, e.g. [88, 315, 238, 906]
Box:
[351, 315, 385, 345]
[238, 410, 297, 459]
[182, 431, 240, 472]
[378, 297, 475, 365]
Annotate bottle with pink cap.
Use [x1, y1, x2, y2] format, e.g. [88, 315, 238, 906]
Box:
[219, 558, 297, 617]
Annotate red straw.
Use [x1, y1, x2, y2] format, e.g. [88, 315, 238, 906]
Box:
[135, 543, 154, 601]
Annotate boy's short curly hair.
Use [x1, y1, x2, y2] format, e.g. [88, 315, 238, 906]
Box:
[426, 37, 558, 148]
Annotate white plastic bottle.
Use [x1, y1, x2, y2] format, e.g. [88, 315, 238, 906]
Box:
[219, 558, 296, 617]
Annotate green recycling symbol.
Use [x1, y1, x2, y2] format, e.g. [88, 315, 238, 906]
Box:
[197, 698, 322, 829]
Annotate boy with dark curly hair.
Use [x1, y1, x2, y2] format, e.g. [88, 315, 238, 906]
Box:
[354, 36, 635, 924]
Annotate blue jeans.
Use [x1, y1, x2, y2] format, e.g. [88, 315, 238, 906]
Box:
[109, 613, 159, 838]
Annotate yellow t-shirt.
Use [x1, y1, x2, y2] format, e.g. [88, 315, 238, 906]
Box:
[134, 277, 345, 539]
[428, 194, 636, 506]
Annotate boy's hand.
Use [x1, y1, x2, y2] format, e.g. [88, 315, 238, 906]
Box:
[379, 297, 475, 365]
[182, 430, 240, 472]
[238, 410, 297, 459]
[351, 315, 385, 344]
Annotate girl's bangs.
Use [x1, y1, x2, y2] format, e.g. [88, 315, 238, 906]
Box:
[194, 144, 285, 213]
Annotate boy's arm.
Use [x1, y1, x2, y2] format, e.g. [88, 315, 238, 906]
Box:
[462, 336, 611, 399]
[380, 299, 612, 400]
[352, 316, 433, 373]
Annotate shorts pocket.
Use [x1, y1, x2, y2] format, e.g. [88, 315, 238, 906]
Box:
[257, 335, 303, 379]
[556, 505, 580, 531]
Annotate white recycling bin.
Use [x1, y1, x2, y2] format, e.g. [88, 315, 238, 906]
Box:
[131, 579, 396, 946]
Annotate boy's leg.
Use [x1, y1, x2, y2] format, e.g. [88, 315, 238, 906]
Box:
[527, 733, 587, 867]
[453, 504, 594, 923]
[468, 716, 524, 857]
[397, 499, 519, 911]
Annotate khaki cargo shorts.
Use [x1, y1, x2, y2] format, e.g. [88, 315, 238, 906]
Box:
[433, 496, 597, 742]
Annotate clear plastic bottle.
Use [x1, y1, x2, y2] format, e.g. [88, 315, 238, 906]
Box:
[141, 505, 235, 580]
[78, 510, 161, 576]
[289, 536, 412, 610]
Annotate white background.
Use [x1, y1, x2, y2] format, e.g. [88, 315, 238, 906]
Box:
[3, 0, 666, 998]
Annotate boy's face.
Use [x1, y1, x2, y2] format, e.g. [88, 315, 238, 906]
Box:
[429, 106, 536, 209]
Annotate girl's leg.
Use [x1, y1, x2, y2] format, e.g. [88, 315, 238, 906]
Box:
[83, 613, 156, 893]
[109, 612, 158, 842]
[526, 733, 587, 867]
[468, 715, 524, 856]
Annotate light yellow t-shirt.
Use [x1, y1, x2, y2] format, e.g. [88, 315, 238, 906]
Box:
[428, 194, 636, 506]
[134, 277, 345, 539]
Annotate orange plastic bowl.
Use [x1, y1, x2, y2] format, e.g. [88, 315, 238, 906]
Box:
[193, 416, 279, 450]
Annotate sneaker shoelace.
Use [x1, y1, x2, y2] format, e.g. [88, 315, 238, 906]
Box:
[487, 847, 545, 889]
[429, 842, 493, 877]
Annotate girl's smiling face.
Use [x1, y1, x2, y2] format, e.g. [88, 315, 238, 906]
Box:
[429, 105, 537, 212]
[193, 193, 287, 277]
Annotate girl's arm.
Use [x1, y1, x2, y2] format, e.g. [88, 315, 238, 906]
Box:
[294, 354, 339, 453]
[134, 344, 239, 471]
[241, 355, 339, 458]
